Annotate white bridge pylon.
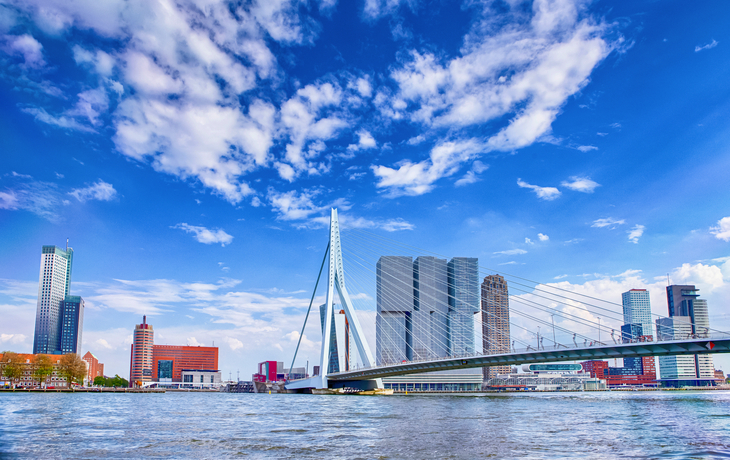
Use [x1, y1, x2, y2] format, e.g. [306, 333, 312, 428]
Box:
[287, 208, 381, 390]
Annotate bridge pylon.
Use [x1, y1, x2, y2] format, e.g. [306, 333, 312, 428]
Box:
[287, 208, 382, 391]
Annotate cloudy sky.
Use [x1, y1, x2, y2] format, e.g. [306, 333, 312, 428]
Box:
[1, 0, 729, 379]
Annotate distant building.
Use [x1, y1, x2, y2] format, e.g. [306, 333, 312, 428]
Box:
[129, 316, 154, 385]
[252, 361, 305, 382]
[714, 369, 725, 385]
[376, 256, 414, 365]
[33, 244, 84, 355]
[657, 285, 715, 387]
[0, 353, 72, 388]
[82, 351, 104, 382]
[580, 359, 656, 387]
[621, 289, 653, 339]
[319, 304, 352, 373]
[128, 316, 219, 386]
[481, 274, 510, 380]
[485, 364, 605, 391]
[447, 258, 479, 356]
[182, 369, 222, 386]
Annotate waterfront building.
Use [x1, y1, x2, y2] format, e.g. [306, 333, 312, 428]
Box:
[376, 256, 413, 364]
[33, 245, 84, 355]
[580, 359, 657, 387]
[82, 351, 104, 383]
[151, 345, 218, 382]
[0, 353, 71, 388]
[59, 296, 84, 354]
[129, 316, 154, 386]
[656, 285, 715, 387]
[481, 274, 510, 380]
[621, 289, 653, 339]
[182, 369, 222, 386]
[484, 364, 605, 391]
[413, 256, 449, 360]
[383, 368, 483, 392]
[447, 257, 479, 355]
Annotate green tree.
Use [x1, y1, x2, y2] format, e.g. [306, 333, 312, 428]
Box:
[93, 376, 106, 386]
[58, 353, 87, 387]
[2, 351, 25, 388]
[32, 354, 54, 388]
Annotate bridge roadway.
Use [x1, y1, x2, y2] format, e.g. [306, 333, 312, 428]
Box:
[322, 336, 730, 383]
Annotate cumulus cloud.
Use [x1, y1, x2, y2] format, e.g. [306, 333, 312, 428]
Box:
[69, 180, 117, 202]
[373, 140, 486, 196]
[1, 34, 45, 68]
[223, 336, 244, 350]
[710, 217, 730, 242]
[538, 233, 549, 241]
[173, 223, 234, 246]
[591, 217, 625, 228]
[695, 39, 718, 52]
[627, 224, 645, 244]
[347, 130, 377, 151]
[517, 178, 561, 201]
[561, 176, 600, 193]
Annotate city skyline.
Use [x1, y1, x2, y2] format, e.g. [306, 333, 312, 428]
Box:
[1, 1, 730, 379]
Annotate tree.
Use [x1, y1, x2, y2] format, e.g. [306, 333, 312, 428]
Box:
[32, 354, 54, 388]
[1, 351, 25, 388]
[58, 353, 87, 387]
[93, 376, 106, 386]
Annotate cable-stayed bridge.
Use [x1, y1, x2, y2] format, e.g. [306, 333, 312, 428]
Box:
[286, 209, 730, 392]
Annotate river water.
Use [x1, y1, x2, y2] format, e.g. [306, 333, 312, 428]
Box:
[1, 391, 730, 459]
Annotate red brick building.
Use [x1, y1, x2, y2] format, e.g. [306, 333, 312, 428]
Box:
[82, 351, 104, 382]
[151, 345, 218, 382]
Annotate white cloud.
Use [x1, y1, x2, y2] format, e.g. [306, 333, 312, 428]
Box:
[222, 336, 244, 350]
[173, 223, 233, 246]
[0, 333, 27, 345]
[1, 34, 45, 68]
[517, 178, 561, 201]
[494, 249, 528, 255]
[576, 145, 598, 152]
[525, 238, 534, 245]
[455, 160, 489, 187]
[561, 176, 600, 193]
[373, 139, 485, 196]
[710, 217, 730, 242]
[627, 224, 645, 244]
[591, 217, 625, 228]
[695, 39, 718, 53]
[268, 188, 350, 221]
[538, 233, 549, 241]
[347, 130, 377, 151]
[69, 180, 117, 202]
[0, 181, 65, 221]
[95, 338, 113, 349]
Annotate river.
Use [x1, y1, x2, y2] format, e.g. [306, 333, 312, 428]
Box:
[1, 391, 730, 458]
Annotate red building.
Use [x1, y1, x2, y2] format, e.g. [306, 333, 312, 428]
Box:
[253, 361, 279, 382]
[152, 345, 218, 382]
[128, 316, 219, 386]
[581, 360, 609, 379]
[82, 351, 104, 382]
[581, 357, 657, 387]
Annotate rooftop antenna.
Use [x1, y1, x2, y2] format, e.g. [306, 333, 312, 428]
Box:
[66, 238, 69, 251]
[667, 273, 670, 286]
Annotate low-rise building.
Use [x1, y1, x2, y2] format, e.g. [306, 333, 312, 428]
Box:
[485, 364, 605, 391]
[0, 353, 72, 388]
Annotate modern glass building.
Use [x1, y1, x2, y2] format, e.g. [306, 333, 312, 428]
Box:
[621, 289, 652, 338]
[413, 256, 448, 360]
[481, 274, 510, 379]
[33, 245, 84, 355]
[59, 296, 84, 354]
[376, 256, 414, 365]
[447, 258, 479, 356]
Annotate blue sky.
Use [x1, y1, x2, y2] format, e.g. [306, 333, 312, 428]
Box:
[1, 0, 729, 379]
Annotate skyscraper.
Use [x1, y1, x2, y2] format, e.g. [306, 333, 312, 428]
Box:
[319, 304, 352, 373]
[621, 289, 652, 339]
[413, 256, 448, 360]
[33, 244, 83, 355]
[130, 316, 154, 385]
[447, 257, 479, 356]
[376, 256, 413, 365]
[482, 274, 510, 380]
[657, 285, 715, 386]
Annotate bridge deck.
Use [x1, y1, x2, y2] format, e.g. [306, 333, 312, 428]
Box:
[322, 337, 730, 382]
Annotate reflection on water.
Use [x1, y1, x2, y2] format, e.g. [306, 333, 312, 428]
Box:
[1, 391, 730, 459]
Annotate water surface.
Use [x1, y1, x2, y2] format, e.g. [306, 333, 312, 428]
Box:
[2, 391, 730, 458]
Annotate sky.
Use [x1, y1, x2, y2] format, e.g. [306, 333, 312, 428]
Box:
[1, 0, 729, 380]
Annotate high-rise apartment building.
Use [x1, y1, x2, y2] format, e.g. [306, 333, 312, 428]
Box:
[621, 289, 652, 339]
[656, 285, 715, 386]
[130, 316, 154, 385]
[33, 244, 84, 355]
[482, 275, 510, 379]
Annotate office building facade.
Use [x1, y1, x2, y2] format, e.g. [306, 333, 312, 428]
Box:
[657, 285, 715, 386]
[447, 258, 479, 356]
[34, 245, 84, 355]
[621, 289, 653, 339]
[481, 274, 510, 379]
